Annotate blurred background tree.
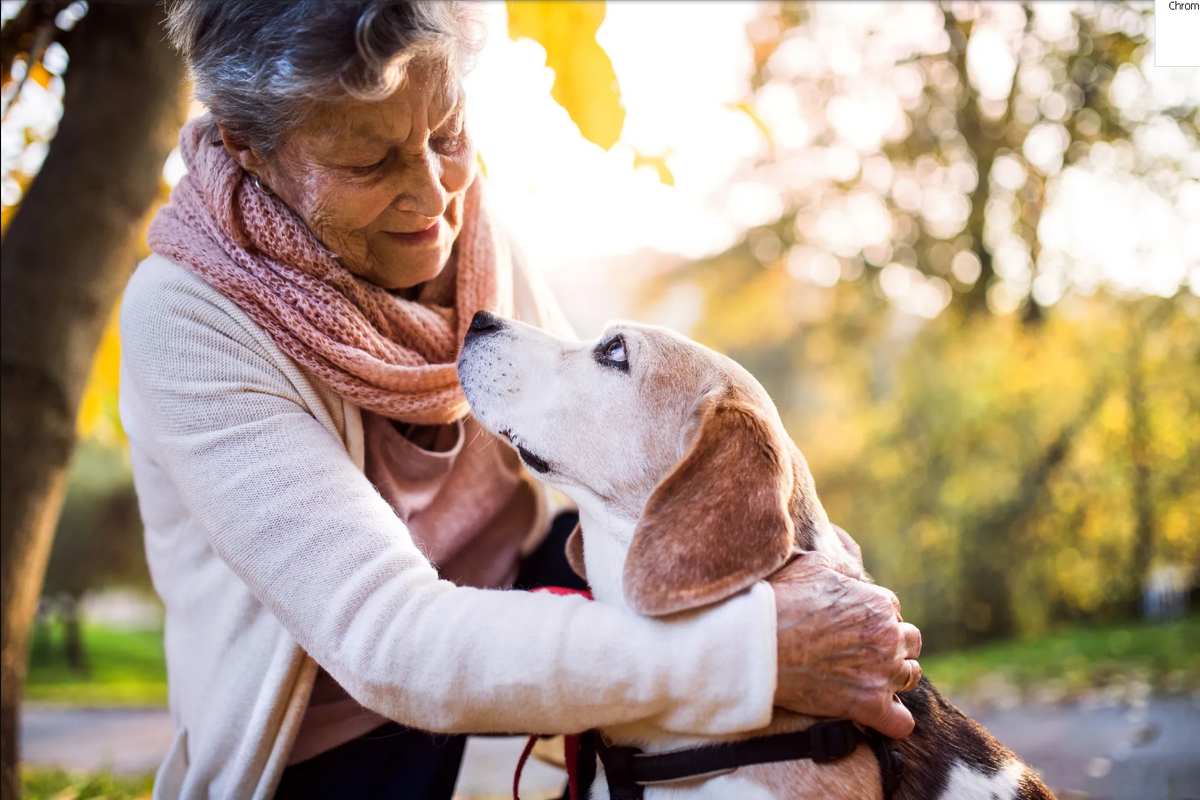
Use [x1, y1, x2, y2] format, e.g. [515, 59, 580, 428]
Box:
[643, 1, 1198, 649]
[39, 442, 147, 674]
[0, 1, 184, 795]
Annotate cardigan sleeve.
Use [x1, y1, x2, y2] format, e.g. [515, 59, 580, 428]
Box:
[118, 259, 777, 737]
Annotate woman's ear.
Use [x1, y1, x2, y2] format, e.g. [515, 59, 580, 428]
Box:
[216, 122, 267, 176]
[622, 391, 796, 617]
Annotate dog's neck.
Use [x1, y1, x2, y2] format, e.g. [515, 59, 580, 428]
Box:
[574, 496, 640, 612]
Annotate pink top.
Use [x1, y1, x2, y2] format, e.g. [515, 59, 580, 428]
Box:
[287, 410, 541, 765]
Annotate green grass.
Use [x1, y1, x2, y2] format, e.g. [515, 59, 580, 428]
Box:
[922, 613, 1200, 700]
[26, 622, 167, 707]
[22, 767, 154, 800]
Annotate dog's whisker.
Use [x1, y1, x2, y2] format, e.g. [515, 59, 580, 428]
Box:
[464, 425, 491, 451]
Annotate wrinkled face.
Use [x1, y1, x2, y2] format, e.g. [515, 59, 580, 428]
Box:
[457, 313, 729, 521]
[258, 58, 474, 290]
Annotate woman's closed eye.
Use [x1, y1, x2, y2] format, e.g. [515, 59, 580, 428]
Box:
[345, 152, 390, 176]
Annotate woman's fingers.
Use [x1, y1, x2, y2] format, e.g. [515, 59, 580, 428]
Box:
[894, 658, 922, 693]
[862, 695, 916, 740]
[900, 621, 922, 659]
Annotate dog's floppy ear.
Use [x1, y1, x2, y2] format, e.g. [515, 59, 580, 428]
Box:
[623, 390, 795, 617]
[565, 523, 588, 581]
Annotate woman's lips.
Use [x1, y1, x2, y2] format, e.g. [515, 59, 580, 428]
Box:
[386, 220, 440, 245]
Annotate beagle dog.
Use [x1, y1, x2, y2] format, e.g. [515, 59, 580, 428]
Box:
[458, 312, 1054, 800]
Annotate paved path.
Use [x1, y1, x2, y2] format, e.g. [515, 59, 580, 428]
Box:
[19, 708, 567, 799]
[22, 697, 1200, 799]
[975, 697, 1200, 800]
[22, 708, 172, 776]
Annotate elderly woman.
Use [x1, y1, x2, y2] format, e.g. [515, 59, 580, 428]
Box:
[120, 2, 922, 798]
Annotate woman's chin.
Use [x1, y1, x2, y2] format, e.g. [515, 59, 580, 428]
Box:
[368, 246, 449, 290]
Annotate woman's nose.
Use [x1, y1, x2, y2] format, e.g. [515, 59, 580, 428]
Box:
[394, 155, 447, 218]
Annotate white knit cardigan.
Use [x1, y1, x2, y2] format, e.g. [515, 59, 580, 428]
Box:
[118, 254, 778, 799]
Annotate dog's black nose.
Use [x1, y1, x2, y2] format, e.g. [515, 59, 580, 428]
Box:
[468, 310, 505, 335]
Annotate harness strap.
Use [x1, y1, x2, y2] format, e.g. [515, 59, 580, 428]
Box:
[864, 727, 905, 800]
[593, 719, 869, 800]
[510, 587, 905, 799]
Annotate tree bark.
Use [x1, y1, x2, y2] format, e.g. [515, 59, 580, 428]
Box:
[0, 4, 185, 796]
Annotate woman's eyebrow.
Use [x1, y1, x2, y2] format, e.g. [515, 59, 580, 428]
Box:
[433, 96, 465, 130]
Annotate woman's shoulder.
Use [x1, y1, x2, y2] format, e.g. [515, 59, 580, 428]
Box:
[122, 254, 273, 356]
[120, 254, 349, 438]
[120, 254, 297, 388]
[124, 253, 235, 325]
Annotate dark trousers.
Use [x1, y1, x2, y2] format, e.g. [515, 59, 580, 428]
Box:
[274, 511, 586, 800]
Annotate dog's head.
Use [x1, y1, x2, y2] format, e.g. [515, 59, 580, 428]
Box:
[458, 311, 836, 616]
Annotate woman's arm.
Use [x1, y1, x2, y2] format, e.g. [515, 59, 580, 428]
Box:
[120, 262, 777, 737]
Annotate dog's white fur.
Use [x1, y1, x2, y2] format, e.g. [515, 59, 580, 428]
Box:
[459, 317, 1031, 800]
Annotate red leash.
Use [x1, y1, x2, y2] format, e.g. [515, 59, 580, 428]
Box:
[513, 586, 593, 800]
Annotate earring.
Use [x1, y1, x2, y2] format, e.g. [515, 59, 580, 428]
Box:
[253, 174, 274, 196]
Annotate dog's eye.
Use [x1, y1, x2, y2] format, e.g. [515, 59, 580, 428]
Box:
[595, 335, 630, 372]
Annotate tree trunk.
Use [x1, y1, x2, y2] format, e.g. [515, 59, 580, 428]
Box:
[0, 5, 186, 796]
[945, 4, 1033, 318]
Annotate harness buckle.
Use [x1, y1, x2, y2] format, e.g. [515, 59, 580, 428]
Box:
[809, 720, 860, 763]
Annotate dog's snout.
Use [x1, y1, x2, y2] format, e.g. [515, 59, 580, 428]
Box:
[468, 310, 505, 336]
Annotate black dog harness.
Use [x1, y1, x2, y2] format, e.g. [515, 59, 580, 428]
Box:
[587, 719, 904, 800]
[511, 590, 905, 800]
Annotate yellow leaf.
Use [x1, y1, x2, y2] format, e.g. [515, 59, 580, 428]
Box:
[77, 302, 125, 446]
[1, 204, 15, 237]
[508, 1, 625, 149]
[28, 61, 52, 90]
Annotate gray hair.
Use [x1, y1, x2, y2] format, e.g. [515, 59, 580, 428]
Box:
[165, 0, 485, 153]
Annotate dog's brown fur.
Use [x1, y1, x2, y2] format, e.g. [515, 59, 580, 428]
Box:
[625, 390, 796, 616]
[888, 679, 1055, 800]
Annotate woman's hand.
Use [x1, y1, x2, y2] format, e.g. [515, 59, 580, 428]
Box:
[770, 550, 923, 739]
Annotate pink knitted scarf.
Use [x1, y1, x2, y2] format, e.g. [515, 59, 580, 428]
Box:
[148, 117, 512, 425]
